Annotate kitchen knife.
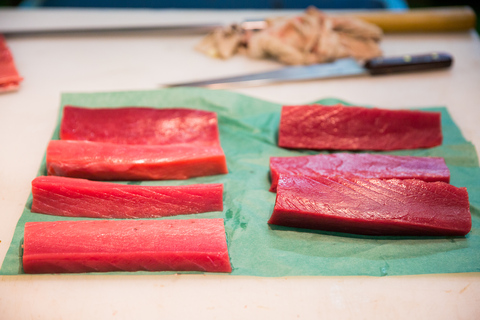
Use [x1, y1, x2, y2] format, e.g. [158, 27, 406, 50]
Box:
[163, 52, 453, 88]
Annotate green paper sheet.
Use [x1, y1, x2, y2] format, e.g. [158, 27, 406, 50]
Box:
[2, 88, 480, 277]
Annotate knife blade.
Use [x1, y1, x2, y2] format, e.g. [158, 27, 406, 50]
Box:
[163, 52, 453, 88]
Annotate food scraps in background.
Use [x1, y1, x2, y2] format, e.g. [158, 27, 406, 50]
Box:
[196, 7, 382, 65]
[269, 153, 450, 192]
[31, 176, 224, 219]
[278, 104, 442, 151]
[269, 175, 471, 236]
[46, 140, 228, 181]
[60, 106, 221, 146]
[0, 35, 23, 92]
[22, 219, 232, 274]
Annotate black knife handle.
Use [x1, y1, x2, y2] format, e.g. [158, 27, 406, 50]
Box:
[364, 52, 453, 75]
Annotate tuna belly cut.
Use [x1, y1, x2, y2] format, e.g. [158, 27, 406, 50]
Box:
[23, 219, 232, 274]
[278, 104, 442, 151]
[269, 175, 471, 236]
[46, 140, 228, 180]
[60, 106, 220, 146]
[269, 153, 450, 192]
[31, 176, 223, 219]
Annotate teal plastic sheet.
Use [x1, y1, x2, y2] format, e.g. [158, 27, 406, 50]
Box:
[1, 88, 479, 276]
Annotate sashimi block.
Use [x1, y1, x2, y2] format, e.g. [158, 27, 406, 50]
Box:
[46, 140, 228, 180]
[60, 106, 220, 146]
[23, 219, 232, 274]
[0, 35, 23, 92]
[278, 104, 442, 151]
[31, 176, 223, 219]
[269, 175, 471, 236]
[269, 153, 450, 192]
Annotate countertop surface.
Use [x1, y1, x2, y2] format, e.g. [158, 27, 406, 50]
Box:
[0, 8, 479, 319]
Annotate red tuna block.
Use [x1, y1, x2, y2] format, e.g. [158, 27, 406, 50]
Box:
[269, 153, 450, 192]
[269, 175, 471, 236]
[0, 35, 23, 92]
[46, 140, 228, 180]
[23, 219, 232, 274]
[278, 104, 442, 151]
[31, 176, 223, 219]
[60, 106, 220, 146]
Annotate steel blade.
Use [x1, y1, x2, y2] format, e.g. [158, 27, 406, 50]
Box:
[163, 58, 368, 88]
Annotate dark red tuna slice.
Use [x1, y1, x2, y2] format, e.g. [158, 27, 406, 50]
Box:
[278, 104, 442, 151]
[269, 175, 471, 236]
[60, 106, 220, 146]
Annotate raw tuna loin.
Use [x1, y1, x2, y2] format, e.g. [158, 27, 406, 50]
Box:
[60, 106, 220, 146]
[46, 140, 228, 180]
[23, 219, 232, 274]
[0, 35, 23, 92]
[269, 153, 450, 192]
[269, 175, 471, 236]
[278, 104, 442, 151]
[31, 176, 223, 219]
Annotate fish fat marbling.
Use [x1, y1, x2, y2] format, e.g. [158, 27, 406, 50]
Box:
[278, 104, 442, 151]
[269, 153, 450, 192]
[269, 175, 471, 236]
[31, 176, 223, 218]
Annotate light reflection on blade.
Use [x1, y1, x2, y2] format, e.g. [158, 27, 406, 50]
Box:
[163, 58, 368, 88]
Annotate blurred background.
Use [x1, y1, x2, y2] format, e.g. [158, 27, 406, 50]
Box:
[0, 0, 478, 34]
[408, 1, 479, 33]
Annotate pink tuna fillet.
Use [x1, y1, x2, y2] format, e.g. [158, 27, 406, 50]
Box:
[269, 153, 450, 192]
[269, 175, 471, 236]
[278, 104, 442, 151]
[60, 106, 220, 146]
[31, 176, 223, 219]
[23, 219, 232, 274]
[46, 140, 228, 180]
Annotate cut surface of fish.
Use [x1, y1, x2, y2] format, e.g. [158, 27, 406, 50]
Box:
[278, 104, 442, 151]
[60, 106, 220, 146]
[47, 140, 228, 180]
[269, 175, 471, 236]
[269, 153, 450, 192]
[32, 176, 223, 218]
[23, 219, 232, 274]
